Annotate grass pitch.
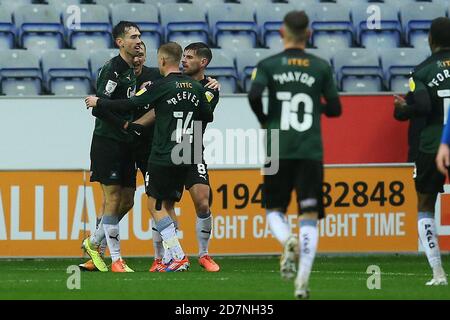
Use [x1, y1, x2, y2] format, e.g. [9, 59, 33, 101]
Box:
[0, 254, 449, 300]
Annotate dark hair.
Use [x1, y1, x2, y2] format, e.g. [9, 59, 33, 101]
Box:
[430, 17, 450, 48]
[184, 42, 213, 66]
[158, 42, 183, 64]
[283, 10, 309, 42]
[112, 21, 141, 40]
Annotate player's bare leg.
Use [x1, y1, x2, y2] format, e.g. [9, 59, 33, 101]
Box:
[295, 211, 319, 300]
[147, 196, 189, 272]
[189, 184, 219, 272]
[417, 192, 447, 285]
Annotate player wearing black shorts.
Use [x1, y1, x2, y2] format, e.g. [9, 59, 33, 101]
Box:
[86, 42, 214, 272]
[82, 21, 142, 273]
[248, 11, 342, 299]
[396, 17, 450, 286]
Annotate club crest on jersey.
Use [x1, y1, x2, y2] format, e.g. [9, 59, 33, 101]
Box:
[105, 80, 117, 94]
[205, 91, 214, 103]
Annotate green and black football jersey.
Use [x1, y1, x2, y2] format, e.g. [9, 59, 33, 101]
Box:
[251, 48, 339, 160]
[130, 72, 213, 166]
[94, 54, 136, 142]
[410, 49, 450, 154]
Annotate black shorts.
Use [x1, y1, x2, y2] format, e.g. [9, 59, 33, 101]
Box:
[263, 159, 325, 219]
[90, 134, 136, 188]
[145, 163, 189, 202]
[414, 151, 445, 194]
[185, 163, 210, 190]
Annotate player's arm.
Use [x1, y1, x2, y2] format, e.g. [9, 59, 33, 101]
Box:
[132, 109, 155, 127]
[394, 77, 431, 119]
[197, 87, 214, 123]
[321, 64, 342, 117]
[437, 112, 450, 174]
[248, 64, 268, 125]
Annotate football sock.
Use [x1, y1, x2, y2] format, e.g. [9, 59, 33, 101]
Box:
[103, 215, 121, 262]
[196, 212, 212, 257]
[267, 210, 290, 245]
[418, 212, 443, 272]
[156, 216, 185, 260]
[152, 219, 164, 259]
[297, 219, 319, 285]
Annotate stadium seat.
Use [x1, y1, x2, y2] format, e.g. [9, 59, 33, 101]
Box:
[239, 0, 276, 10]
[45, 0, 81, 11]
[14, 5, 64, 52]
[141, 0, 178, 8]
[206, 49, 238, 93]
[94, 0, 128, 11]
[400, 2, 445, 48]
[309, 3, 353, 50]
[383, 0, 429, 10]
[255, 3, 295, 50]
[191, 0, 223, 15]
[0, 8, 15, 49]
[143, 49, 158, 69]
[63, 4, 112, 51]
[380, 48, 430, 92]
[0, 0, 33, 14]
[235, 48, 276, 92]
[160, 4, 209, 48]
[333, 48, 383, 92]
[352, 3, 402, 50]
[41, 50, 91, 95]
[0, 50, 42, 96]
[208, 3, 258, 50]
[89, 48, 119, 83]
[305, 48, 333, 64]
[111, 3, 162, 50]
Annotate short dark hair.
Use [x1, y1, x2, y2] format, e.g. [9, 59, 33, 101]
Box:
[158, 42, 183, 64]
[283, 10, 309, 42]
[112, 21, 141, 40]
[184, 42, 213, 66]
[430, 17, 450, 48]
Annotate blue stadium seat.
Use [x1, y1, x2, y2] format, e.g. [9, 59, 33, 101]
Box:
[45, 0, 81, 11]
[309, 3, 353, 50]
[380, 48, 429, 92]
[333, 48, 383, 92]
[383, 0, 428, 10]
[14, 5, 64, 52]
[305, 48, 333, 65]
[191, 0, 223, 15]
[94, 0, 128, 11]
[111, 3, 162, 50]
[240, 0, 276, 10]
[0, 0, 33, 14]
[42, 50, 91, 95]
[142, 0, 178, 8]
[0, 8, 15, 49]
[400, 2, 445, 48]
[206, 49, 238, 93]
[89, 48, 119, 83]
[144, 49, 158, 69]
[208, 3, 258, 50]
[160, 3, 209, 48]
[236, 48, 276, 92]
[255, 3, 295, 50]
[63, 4, 112, 51]
[0, 50, 42, 96]
[352, 3, 402, 50]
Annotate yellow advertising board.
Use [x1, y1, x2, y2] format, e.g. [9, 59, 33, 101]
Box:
[0, 166, 418, 257]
